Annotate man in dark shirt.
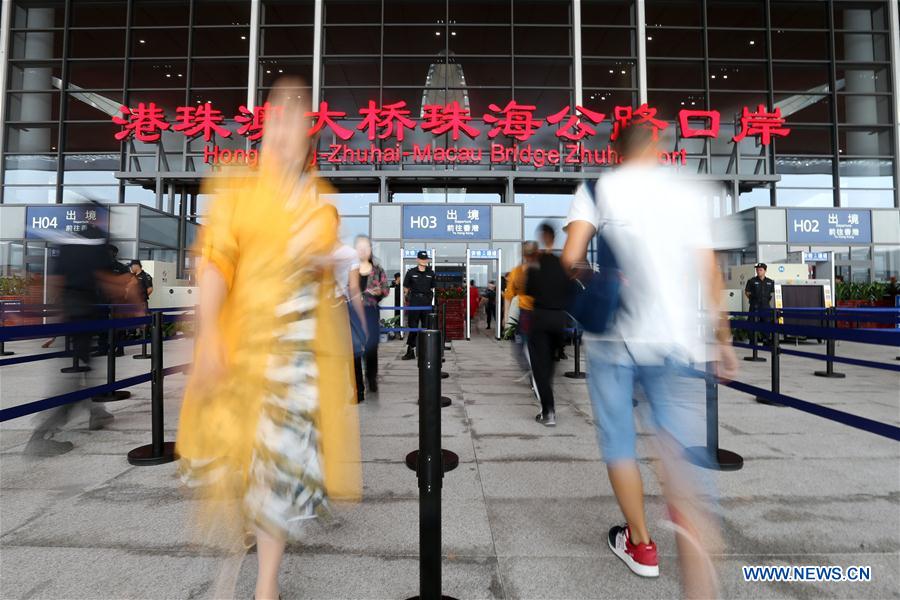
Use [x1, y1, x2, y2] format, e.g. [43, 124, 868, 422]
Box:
[525, 224, 569, 426]
[402, 251, 435, 360]
[130, 260, 154, 304]
[745, 262, 775, 343]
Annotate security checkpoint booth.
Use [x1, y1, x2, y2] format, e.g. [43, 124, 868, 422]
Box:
[466, 248, 502, 340]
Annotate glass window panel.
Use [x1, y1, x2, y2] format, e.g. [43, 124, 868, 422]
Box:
[383, 1, 443, 23]
[194, 0, 250, 25]
[514, 27, 570, 55]
[260, 26, 314, 55]
[648, 90, 706, 119]
[583, 59, 637, 88]
[323, 87, 380, 114]
[707, 29, 766, 60]
[461, 88, 514, 120]
[709, 91, 770, 122]
[262, 0, 315, 24]
[758, 244, 788, 262]
[771, 2, 828, 28]
[1, 186, 57, 204]
[774, 188, 835, 207]
[739, 186, 772, 210]
[64, 123, 121, 152]
[64, 154, 119, 174]
[380, 58, 434, 86]
[772, 63, 830, 92]
[5, 124, 59, 153]
[129, 60, 189, 88]
[71, 0, 127, 27]
[839, 158, 894, 188]
[837, 94, 892, 125]
[63, 164, 118, 185]
[323, 58, 381, 86]
[524, 218, 566, 248]
[192, 28, 251, 57]
[772, 31, 829, 61]
[191, 60, 248, 87]
[850, 246, 871, 260]
[514, 59, 572, 87]
[7, 62, 62, 91]
[258, 59, 313, 87]
[835, 32, 889, 62]
[710, 63, 767, 90]
[645, 28, 702, 58]
[3, 155, 58, 185]
[11, 31, 64, 59]
[450, 0, 511, 24]
[131, 29, 189, 58]
[339, 217, 370, 245]
[67, 60, 124, 89]
[776, 156, 834, 187]
[321, 192, 377, 215]
[838, 127, 892, 156]
[774, 93, 831, 123]
[126, 90, 187, 114]
[834, 2, 890, 30]
[645, 0, 701, 26]
[382, 25, 444, 55]
[774, 126, 834, 155]
[325, 0, 381, 23]
[873, 245, 900, 280]
[7, 92, 60, 121]
[839, 65, 891, 93]
[68, 29, 125, 59]
[515, 1, 571, 24]
[839, 188, 894, 207]
[186, 89, 246, 113]
[450, 26, 511, 55]
[515, 193, 575, 216]
[133, 0, 189, 26]
[510, 89, 572, 120]
[647, 60, 704, 89]
[707, 0, 764, 27]
[66, 92, 123, 120]
[581, 89, 637, 114]
[581, 27, 634, 57]
[453, 58, 512, 87]
[582, 0, 634, 25]
[12, 1, 65, 28]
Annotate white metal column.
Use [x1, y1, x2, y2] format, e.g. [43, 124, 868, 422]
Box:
[0, 0, 13, 193]
[573, 0, 583, 108]
[312, 0, 324, 107]
[889, 0, 900, 206]
[465, 252, 471, 340]
[246, 0, 260, 110]
[636, 0, 648, 104]
[495, 248, 502, 340]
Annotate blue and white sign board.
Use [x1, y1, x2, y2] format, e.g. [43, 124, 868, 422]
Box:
[402, 249, 434, 259]
[802, 251, 831, 263]
[25, 205, 109, 240]
[786, 209, 872, 244]
[402, 204, 491, 240]
[469, 249, 499, 260]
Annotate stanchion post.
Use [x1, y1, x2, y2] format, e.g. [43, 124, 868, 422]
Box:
[756, 308, 784, 406]
[814, 307, 845, 378]
[743, 312, 766, 362]
[133, 322, 151, 360]
[425, 312, 452, 407]
[441, 302, 451, 351]
[127, 312, 177, 466]
[93, 320, 132, 402]
[404, 330, 458, 600]
[685, 361, 743, 471]
[0, 302, 13, 356]
[564, 327, 586, 379]
[438, 305, 449, 380]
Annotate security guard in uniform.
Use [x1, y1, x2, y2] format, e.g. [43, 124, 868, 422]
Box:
[745, 262, 775, 342]
[402, 250, 436, 360]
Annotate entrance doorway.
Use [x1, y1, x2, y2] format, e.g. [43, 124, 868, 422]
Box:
[466, 249, 503, 340]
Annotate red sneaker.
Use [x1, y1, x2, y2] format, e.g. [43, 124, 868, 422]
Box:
[608, 524, 659, 577]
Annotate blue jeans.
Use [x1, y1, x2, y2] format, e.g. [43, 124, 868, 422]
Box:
[584, 340, 706, 464]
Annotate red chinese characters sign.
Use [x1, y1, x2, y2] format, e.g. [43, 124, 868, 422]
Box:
[112, 100, 790, 168]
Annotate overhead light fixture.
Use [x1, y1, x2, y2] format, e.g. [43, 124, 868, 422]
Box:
[435, 31, 441, 36]
[609, 69, 614, 74]
[451, 31, 456, 36]
[241, 35, 247, 40]
[621, 70, 626, 74]
[647, 36, 653, 41]
[749, 40, 756, 45]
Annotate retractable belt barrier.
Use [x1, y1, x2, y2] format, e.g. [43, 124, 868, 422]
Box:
[378, 305, 431, 334]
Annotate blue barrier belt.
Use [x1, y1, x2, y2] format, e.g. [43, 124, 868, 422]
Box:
[380, 327, 426, 333]
[709, 375, 900, 442]
[0, 334, 187, 368]
[0, 363, 191, 422]
[777, 347, 900, 372]
[0, 316, 152, 342]
[730, 320, 900, 346]
[378, 305, 433, 311]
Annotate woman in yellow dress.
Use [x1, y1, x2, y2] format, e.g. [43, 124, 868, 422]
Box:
[176, 79, 361, 600]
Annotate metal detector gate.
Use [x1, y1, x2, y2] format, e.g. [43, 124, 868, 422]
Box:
[466, 248, 502, 340]
[399, 248, 436, 330]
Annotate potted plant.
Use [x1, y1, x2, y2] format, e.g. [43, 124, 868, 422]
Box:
[379, 315, 400, 341]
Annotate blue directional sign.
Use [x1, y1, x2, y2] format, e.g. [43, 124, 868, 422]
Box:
[402, 204, 491, 240]
[25, 205, 109, 239]
[469, 249, 499, 259]
[786, 209, 871, 244]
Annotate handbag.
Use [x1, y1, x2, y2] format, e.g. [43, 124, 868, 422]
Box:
[567, 183, 623, 334]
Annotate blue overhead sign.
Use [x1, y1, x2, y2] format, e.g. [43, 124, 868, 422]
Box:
[786, 209, 871, 244]
[402, 204, 491, 240]
[469, 249, 499, 259]
[25, 205, 109, 240]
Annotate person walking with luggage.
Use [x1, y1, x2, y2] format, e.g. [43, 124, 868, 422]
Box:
[401, 251, 435, 360]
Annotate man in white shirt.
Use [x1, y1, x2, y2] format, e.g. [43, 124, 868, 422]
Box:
[562, 125, 737, 598]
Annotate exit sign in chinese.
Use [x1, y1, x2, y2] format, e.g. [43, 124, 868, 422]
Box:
[403, 205, 491, 241]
